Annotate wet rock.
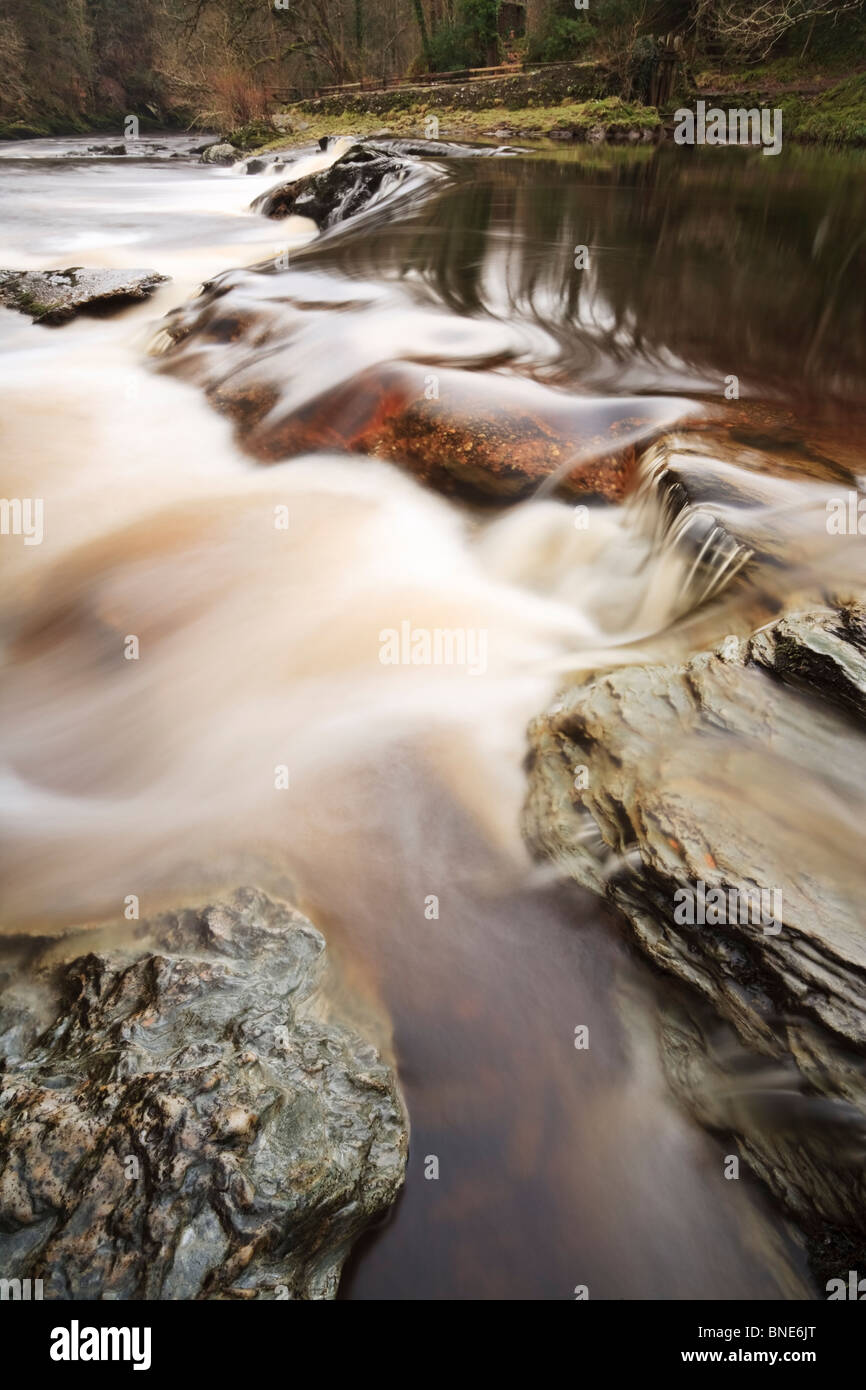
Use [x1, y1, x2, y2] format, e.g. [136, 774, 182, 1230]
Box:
[157, 265, 694, 505]
[637, 428, 863, 567]
[525, 599, 866, 1252]
[251, 145, 411, 228]
[366, 137, 521, 159]
[87, 143, 127, 156]
[0, 267, 169, 325]
[658, 994, 866, 1266]
[0, 888, 407, 1300]
[219, 362, 684, 503]
[200, 142, 238, 166]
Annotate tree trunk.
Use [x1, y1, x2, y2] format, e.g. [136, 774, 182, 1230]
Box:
[410, 0, 433, 66]
[525, 0, 552, 45]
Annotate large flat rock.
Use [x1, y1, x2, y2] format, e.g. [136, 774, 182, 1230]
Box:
[0, 268, 168, 325]
[0, 888, 407, 1300]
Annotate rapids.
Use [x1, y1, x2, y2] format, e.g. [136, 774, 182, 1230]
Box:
[1, 131, 864, 1298]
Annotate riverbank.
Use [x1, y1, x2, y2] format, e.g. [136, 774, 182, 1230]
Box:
[241, 95, 659, 151]
[4, 58, 864, 151]
[236, 60, 866, 152]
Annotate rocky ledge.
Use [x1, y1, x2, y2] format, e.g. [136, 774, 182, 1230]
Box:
[0, 888, 407, 1299]
[0, 268, 169, 325]
[525, 600, 866, 1267]
[250, 143, 415, 228]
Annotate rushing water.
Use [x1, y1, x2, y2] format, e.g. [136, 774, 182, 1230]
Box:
[1, 132, 865, 1299]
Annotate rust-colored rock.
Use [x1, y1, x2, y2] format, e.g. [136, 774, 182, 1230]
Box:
[208, 359, 691, 504]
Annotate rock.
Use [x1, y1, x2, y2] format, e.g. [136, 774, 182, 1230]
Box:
[162, 295, 692, 500]
[87, 143, 127, 156]
[0, 888, 407, 1300]
[634, 428, 863, 570]
[251, 145, 412, 228]
[366, 137, 520, 159]
[157, 260, 695, 505]
[524, 599, 866, 1257]
[200, 143, 238, 166]
[225, 363, 689, 503]
[0, 268, 169, 325]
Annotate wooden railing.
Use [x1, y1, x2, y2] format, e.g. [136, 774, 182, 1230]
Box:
[272, 58, 590, 105]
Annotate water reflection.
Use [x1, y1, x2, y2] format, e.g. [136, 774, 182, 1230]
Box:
[293, 144, 866, 410]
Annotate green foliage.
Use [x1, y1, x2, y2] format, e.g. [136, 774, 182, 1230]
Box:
[590, 0, 649, 25]
[426, 25, 470, 72]
[526, 17, 593, 64]
[782, 74, 866, 145]
[2, 0, 866, 140]
[226, 119, 278, 150]
[628, 34, 659, 103]
[426, 0, 502, 72]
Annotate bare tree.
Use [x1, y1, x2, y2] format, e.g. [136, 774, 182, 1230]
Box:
[692, 0, 862, 58]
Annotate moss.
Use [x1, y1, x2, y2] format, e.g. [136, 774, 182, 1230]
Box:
[8, 290, 52, 320]
[478, 96, 660, 133]
[244, 56, 866, 156]
[0, 120, 52, 139]
[691, 70, 866, 148]
[226, 119, 281, 150]
[249, 94, 659, 156]
[782, 75, 866, 146]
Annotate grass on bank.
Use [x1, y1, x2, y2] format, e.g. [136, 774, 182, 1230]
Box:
[240, 95, 659, 153]
[239, 63, 866, 155]
[780, 75, 866, 146]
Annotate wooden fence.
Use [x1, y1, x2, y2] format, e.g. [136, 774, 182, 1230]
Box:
[274, 45, 686, 108]
[273, 58, 580, 105]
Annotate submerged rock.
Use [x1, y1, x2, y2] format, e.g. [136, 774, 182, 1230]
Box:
[214, 361, 687, 503]
[251, 144, 412, 228]
[0, 268, 168, 325]
[525, 599, 866, 1258]
[157, 263, 694, 505]
[0, 888, 407, 1300]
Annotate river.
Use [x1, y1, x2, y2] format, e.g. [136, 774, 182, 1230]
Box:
[1, 131, 864, 1299]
